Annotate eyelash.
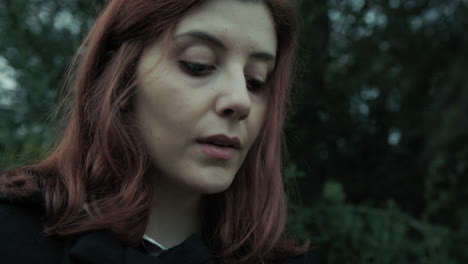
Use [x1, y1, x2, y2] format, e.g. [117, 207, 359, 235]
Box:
[246, 77, 266, 92]
[179, 61, 215, 76]
[179, 61, 267, 92]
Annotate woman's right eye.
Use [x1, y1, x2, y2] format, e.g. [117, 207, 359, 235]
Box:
[179, 61, 216, 76]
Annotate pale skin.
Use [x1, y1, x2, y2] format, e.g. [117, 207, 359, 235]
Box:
[134, 0, 277, 248]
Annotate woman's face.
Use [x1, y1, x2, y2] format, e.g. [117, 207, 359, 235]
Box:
[135, 0, 277, 194]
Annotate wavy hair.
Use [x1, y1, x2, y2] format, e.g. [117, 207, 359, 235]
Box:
[1, 0, 308, 263]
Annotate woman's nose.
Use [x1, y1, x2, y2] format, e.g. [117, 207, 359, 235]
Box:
[214, 70, 251, 121]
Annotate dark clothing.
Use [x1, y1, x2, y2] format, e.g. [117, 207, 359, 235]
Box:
[0, 192, 317, 264]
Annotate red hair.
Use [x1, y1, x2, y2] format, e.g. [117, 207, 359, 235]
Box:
[1, 0, 308, 263]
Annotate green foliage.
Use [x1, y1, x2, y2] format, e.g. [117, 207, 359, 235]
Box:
[285, 165, 460, 264]
[284, 1, 468, 262]
[0, 0, 103, 169]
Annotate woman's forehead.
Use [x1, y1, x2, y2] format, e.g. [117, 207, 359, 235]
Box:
[172, 0, 277, 56]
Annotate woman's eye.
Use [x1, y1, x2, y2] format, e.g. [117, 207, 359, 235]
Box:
[246, 77, 266, 93]
[179, 61, 215, 76]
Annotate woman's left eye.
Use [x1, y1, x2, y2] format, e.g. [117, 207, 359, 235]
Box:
[179, 61, 215, 76]
[246, 77, 266, 93]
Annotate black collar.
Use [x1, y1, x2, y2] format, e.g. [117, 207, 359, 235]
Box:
[1, 191, 215, 264]
[65, 230, 215, 264]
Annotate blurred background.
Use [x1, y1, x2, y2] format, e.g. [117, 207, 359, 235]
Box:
[1, 0, 467, 263]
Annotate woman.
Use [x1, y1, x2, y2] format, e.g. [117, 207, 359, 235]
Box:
[0, 0, 315, 263]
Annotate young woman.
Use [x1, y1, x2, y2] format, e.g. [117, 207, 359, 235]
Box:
[0, 0, 315, 263]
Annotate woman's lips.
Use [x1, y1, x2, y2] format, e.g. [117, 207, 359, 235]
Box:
[199, 142, 236, 160]
[196, 134, 241, 149]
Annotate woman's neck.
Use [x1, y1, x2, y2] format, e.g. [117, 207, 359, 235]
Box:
[146, 177, 204, 249]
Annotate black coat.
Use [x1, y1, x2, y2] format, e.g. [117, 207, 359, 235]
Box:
[0, 192, 317, 264]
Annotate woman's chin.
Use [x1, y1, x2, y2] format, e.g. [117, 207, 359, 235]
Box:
[183, 173, 236, 195]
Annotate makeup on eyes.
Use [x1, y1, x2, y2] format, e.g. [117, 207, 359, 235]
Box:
[245, 61, 270, 85]
[179, 45, 217, 65]
[174, 32, 274, 67]
[173, 36, 272, 93]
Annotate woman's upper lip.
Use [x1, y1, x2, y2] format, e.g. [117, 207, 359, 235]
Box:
[197, 134, 242, 149]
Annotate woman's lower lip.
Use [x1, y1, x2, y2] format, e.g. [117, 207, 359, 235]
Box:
[199, 143, 236, 160]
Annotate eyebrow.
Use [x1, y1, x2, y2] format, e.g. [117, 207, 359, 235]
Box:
[174, 30, 276, 62]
